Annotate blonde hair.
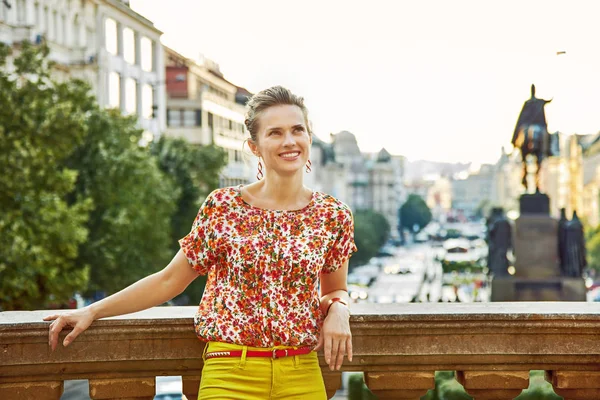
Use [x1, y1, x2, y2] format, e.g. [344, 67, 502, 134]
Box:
[244, 86, 311, 143]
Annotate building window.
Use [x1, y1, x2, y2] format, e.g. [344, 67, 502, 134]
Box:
[51, 10, 57, 40]
[34, 2, 39, 25]
[105, 18, 118, 55]
[123, 27, 135, 64]
[208, 112, 213, 129]
[229, 120, 233, 130]
[142, 84, 154, 119]
[61, 14, 67, 45]
[43, 7, 49, 34]
[195, 109, 202, 126]
[16, 0, 25, 22]
[167, 109, 182, 127]
[125, 78, 138, 115]
[183, 110, 196, 127]
[108, 72, 121, 108]
[17, 0, 26, 23]
[140, 37, 153, 72]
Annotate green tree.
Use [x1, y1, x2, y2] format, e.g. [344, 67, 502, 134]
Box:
[66, 109, 178, 296]
[585, 224, 600, 274]
[399, 194, 432, 236]
[0, 42, 93, 310]
[352, 210, 390, 267]
[150, 136, 227, 304]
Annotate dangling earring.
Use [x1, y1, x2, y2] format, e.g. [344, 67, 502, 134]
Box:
[256, 158, 264, 180]
[305, 159, 312, 173]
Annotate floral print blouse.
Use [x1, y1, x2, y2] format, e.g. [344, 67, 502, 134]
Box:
[179, 186, 357, 348]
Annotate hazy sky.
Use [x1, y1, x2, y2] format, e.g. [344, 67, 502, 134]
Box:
[130, 0, 600, 164]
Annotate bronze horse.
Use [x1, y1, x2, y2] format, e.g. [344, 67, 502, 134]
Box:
[511, 84, 553, 192]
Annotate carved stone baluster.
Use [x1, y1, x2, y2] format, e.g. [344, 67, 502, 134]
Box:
[546, 371, 600, 400]
[0, 381, 64, 400]
[364, 371, 435, 400]
[456, 371, 530, 400]
[89, 377, 155, 400]
[322, 371, 342, 400]
[182, 376, 201, 400]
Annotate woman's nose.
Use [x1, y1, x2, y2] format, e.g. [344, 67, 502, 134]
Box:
[282, 131, 296, 146]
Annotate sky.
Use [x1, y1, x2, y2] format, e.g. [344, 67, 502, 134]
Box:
[130, 0, 600, 164]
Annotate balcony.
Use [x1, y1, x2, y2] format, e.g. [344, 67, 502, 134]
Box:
[1, 302, 600, 399]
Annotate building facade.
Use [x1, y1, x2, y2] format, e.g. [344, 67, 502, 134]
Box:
[163, 46, 254, 186]
[308, 131, 405, 239]
[451, 164, 495, 218]
[0, 0, 165, 139]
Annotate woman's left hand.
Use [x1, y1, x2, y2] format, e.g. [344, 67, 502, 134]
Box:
[314, 302, 352, 370]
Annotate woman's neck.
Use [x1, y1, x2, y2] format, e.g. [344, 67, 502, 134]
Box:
[246, 172, 311, 210]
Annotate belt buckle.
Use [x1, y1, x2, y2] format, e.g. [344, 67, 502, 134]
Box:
[272, 348, 288, 359]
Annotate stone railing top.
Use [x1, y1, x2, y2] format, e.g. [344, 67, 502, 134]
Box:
[2, 301, 600, 384]
[2, 302, 599, 328]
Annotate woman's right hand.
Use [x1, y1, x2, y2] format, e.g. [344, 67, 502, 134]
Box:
[43, 307, 96, 351]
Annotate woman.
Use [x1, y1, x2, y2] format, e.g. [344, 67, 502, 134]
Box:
[45, 86, 357, 399]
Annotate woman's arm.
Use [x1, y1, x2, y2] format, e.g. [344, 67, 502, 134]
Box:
[44, 250, 199, 350]
[317, 260, 352, 370]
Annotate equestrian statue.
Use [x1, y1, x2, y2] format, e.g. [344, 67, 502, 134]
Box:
[511, 84, 554, 192]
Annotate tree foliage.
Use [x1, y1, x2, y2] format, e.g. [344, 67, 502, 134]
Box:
[0, 42, 228, 310]
[351, 210, 390, 267]
[399, 194, 432, 235]
[0, 42, 93, 310]
[150, 137, 227, 304]
[66, 110, 178, 296]
[585, 224, 600, 274]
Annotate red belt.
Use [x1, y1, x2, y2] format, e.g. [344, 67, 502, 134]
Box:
[205, 347, 313, 360]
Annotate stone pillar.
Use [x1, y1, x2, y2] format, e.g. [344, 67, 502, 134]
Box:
[547, 371, 600, 400]
[182, 376, 200, 400]
[89, 377, 155, 400]
[364, 371, 434, 400]
[322, 371, 342, 399]
[457, 371, 530, 400]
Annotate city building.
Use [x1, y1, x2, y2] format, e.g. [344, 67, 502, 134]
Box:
[540, 133, 584, 218]
[451, 164, 495, 218]
[490, 147, 522, 214]
[308, 131, 405, 239]
[163, 46, 254, 187]
[0, 0, 165, 139]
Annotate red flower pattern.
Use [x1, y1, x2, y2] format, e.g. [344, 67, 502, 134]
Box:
[179, 186, 357, 347]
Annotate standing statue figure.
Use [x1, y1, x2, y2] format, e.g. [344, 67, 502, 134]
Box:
[558, 208, 569, 275]
[486, 208, 512, 276]
[561, 211, 587, 277]
[511, 84, 553, 192]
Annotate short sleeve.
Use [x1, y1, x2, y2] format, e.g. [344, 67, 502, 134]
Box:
[322, 207, 358, 274]
[178, 191, 218, 275]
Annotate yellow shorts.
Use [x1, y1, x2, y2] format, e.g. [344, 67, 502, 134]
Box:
[198, 341, 327, 400]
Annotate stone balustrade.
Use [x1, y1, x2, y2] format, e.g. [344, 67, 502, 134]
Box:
[2, 302, 600, 399]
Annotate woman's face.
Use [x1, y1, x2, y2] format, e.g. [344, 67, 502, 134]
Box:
[250, 104, 312, 178]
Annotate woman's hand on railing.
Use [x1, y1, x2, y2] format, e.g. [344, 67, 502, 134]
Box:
[314, 302, 353, 371]
[43, 307, 95, 351]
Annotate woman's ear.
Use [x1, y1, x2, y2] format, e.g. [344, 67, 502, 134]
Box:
[247, 139, 260, 158]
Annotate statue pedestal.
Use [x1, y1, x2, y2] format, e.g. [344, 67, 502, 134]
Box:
[491, 192, 586, 301]
[513, 215, 560, 278]
[491, 277, 587, 301]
